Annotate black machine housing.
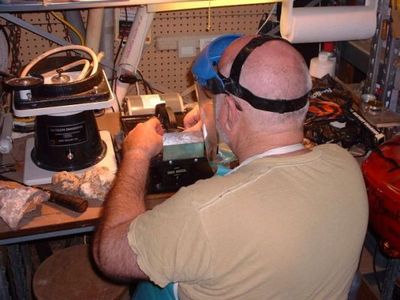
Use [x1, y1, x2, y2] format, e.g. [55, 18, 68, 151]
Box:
[32, 111, 106, 171]
[11, 56, 112, 172]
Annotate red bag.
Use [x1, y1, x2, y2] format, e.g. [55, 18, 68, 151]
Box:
[362, 135, 400, 256]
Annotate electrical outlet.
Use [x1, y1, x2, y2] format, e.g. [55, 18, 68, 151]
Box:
[156, 34, 220, 52]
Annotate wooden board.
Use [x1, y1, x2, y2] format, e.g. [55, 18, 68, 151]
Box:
[0, 192, 171, 241]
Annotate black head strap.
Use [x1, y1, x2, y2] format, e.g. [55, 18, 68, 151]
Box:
[221, 35, 309, 114]
[230, 36, 280, 84]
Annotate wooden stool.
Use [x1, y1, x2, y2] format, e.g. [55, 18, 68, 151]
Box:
[33, 244, 129, 300]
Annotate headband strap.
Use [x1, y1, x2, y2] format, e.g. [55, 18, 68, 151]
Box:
[220, 35, 308, 113]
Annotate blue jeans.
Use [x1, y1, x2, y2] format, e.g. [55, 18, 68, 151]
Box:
[133, 281, 176, 300]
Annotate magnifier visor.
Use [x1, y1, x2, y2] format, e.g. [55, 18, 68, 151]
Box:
[194, 83, 218, 163]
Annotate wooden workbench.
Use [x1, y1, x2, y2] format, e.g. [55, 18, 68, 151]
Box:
[0, 192, 171, 245]
[0, 112, 171, 245]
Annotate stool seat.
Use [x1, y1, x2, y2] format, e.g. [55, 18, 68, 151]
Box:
[33, 244, 128, 300]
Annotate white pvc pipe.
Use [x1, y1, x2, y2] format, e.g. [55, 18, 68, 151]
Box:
[115, 6, 154, 103]
[100, 8, 115, 79]
[86, 8, 104, 53]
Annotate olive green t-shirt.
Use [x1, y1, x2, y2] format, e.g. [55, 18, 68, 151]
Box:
[128, 144, 368, 300]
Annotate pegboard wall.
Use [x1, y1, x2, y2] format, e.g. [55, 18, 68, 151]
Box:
[1, 4, 272, 94]
[141, 4, 272, 94]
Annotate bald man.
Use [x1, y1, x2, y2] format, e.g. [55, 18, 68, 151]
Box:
[93, 35, 368, 300]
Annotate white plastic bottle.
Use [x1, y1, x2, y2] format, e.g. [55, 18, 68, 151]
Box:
[309, 51, 336, 79]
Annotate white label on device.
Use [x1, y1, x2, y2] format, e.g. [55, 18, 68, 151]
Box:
[19, 89, 31, 100]
[141, 94, 165, 109]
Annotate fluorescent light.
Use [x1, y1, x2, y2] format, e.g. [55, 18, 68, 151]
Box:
[147, 0, 277, 12]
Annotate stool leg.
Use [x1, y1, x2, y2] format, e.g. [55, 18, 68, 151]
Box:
[381, 258, 400, 300]
[22, 244, 33, 299]
[7, 244, 32, 300]
[0, 249, 11, 300]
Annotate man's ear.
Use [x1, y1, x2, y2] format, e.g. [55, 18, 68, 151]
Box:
[225, 95, 241, 130]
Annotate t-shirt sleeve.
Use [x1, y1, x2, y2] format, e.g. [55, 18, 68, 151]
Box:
[127, 187, 213, 287]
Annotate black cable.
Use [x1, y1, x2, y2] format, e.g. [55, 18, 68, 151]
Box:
[124, 7, 128, 22]
[146, 82, 154, 94]
[144, 83, 165, 94]
[112, 8, 128, 92]
[116, 8, 128, 68]
[142, 77, 149, 94]
[146, 80, 155, 94]
[113, 39, 124, 81]
[113, 36, 125, 67]
[135, 69, 147, 94]
[111, 7, 132, 114]
[136, 69, 155, 94]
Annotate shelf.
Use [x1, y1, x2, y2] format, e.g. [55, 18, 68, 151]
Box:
[0, 0, 187, 13]
[339, 39, 371, 74]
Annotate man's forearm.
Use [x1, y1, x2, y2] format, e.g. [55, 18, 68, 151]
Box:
[103, 149, 150, 226]
[93, 149, 151, 280]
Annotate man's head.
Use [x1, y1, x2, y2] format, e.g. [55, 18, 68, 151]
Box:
[193, 34, 312, 158]
[216, 36, 311, 149]
[218, 35, 311, 101]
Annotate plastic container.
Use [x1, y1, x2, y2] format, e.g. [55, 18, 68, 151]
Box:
[309, 51, 336, 79]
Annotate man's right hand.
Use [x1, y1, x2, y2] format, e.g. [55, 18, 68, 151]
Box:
[183, 105, 202, 132]
[123, 118, 164, 159]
